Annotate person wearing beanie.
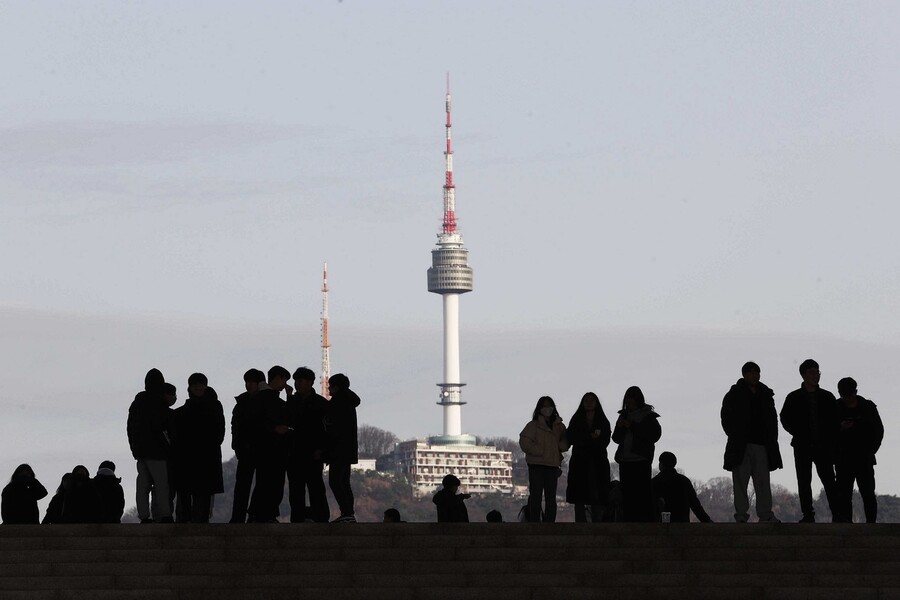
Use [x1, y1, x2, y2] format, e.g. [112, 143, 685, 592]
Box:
[432, 474, 470, 522]
[834, 377, 884, 523]
[651, 451, 713, 523]
[93, 461, 126, 523]
[780, 359, 840, 523]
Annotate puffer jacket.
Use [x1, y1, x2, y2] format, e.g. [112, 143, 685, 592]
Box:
[519, 417, 569, 467]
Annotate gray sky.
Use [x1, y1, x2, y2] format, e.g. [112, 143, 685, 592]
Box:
[2, 2, 900, 512]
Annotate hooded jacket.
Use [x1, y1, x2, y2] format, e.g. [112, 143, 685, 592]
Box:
[126, 368, 171, 460]
[721, 378, 783, 471]
[324, 388, 361, 464]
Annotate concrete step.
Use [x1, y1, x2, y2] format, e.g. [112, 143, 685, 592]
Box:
[1, 524, 899, 599]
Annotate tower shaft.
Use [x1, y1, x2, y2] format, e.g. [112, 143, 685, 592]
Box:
[321, 262, 331, 399]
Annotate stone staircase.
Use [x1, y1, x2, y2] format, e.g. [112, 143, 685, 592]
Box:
[1, 523, 899, 599]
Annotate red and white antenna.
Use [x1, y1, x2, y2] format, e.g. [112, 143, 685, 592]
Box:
[321, 262, 331, 399]
[442, 73, 457, 235]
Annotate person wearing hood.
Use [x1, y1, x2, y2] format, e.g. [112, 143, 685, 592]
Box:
[324, 373, 361, 523]
[834, 377, 884, 523]
[612, 386, 661, 522]
[229, 368, 265, 523]
[721, 361, 782, 523]
[1, 464, 48, 524]
[127, 368, 173, 523]
[519, 396, 569, 523]
[93, 460, 125, 523]
[170, 372, 225, 523]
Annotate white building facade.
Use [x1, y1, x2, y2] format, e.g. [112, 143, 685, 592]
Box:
[394, 439, 513, 496]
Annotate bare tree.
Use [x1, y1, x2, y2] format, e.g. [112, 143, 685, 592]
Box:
[358, 424, 399, 459]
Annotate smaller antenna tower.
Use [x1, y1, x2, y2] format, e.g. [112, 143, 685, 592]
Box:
[321, 262, 331, 399]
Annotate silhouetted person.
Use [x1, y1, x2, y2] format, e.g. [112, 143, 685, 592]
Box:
[324, 373, 360, 523]
[780, 359, 839, 522]
[566, 392, 612, 522]
[834, 377, 884, 523]
[519, 396, 568, 523]
[93, 460, 125, 523]
[383, 508, 402, 523]
[486, 509, 503, 523]
[127, 368, 173, 523]
[651, 451, 713, 523]
[43, 467, 102, 524]
[247, 366, 292, 523]
[613, 386, 661, 522]
[286, 366, 330, 523]
[721, 361, 782, 523]
[230, 368, 265, 523]
[1, 464, 48, 524]
[170, 373, 225, 523]
[433, 474, 470, 522]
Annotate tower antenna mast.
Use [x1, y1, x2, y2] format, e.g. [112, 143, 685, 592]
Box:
[321, 262, 331, 399]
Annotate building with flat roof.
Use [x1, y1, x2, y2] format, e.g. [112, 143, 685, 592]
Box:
[394, 439, 513, 496]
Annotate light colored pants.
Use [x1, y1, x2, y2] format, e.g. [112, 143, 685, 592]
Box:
[136, 459, 171, 520]
[732, 443, 775, 522]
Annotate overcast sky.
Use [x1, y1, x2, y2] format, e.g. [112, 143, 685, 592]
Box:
[2, 2, 900, 515]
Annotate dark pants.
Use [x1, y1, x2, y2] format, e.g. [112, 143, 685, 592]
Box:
[793, 446, 837, 520]
[230, 455, 256, 523]
[175, 492, 212, 523]
[328, 462, 354, 517]
[248, 452, 286, 522]
[835, 459, 877, 523]
[619, 460, 653, 522]
[287, 458, 329, 522]
[527, 464, 559, 523]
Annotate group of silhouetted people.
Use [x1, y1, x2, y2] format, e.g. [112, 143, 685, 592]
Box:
[1, 462, 124, 525]
[125, 366, 361, 524]
[517, 358, 884, 524]
[1, 357, 886, 525]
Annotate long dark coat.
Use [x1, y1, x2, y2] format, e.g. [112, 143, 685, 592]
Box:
[565, 407, 611, 504]
[1, 479, 48, 524]
[721, 379, 783, 471]
[170, 387, 226, 494]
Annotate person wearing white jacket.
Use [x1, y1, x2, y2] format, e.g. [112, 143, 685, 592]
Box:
[519, 396, 569, 522]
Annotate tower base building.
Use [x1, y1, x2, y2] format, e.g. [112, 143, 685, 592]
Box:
[393, 438, 513, 496]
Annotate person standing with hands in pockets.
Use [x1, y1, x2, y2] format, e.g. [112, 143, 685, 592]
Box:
[519, 396, 569, 523]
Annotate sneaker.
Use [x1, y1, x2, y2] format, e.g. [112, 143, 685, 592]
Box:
[759, 515, 781, 523]
[331, 515, 357, 523]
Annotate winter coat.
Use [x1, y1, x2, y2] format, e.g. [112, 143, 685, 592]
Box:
[836, 396, 884, 466]
[1, 479, 48, 524]
[324, 388, 361, 464]
[231, 391, 256, 459]
[519, 417, 569, 468]
[721, 379, 783, 471]
[249, 386, 289, 459]
[127, 390, 171, 460]
[169, 388, 226, 495]
[651, 469, 712, 523]
[432, 488, 469, 522]
[287, 390, 329, 462]
[780, 386, 839, 455]
[565, 408, 612, 504]
[612, 406, 661, 463]
[92, 470, 126, 523]
[43, 476, 102, 524]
